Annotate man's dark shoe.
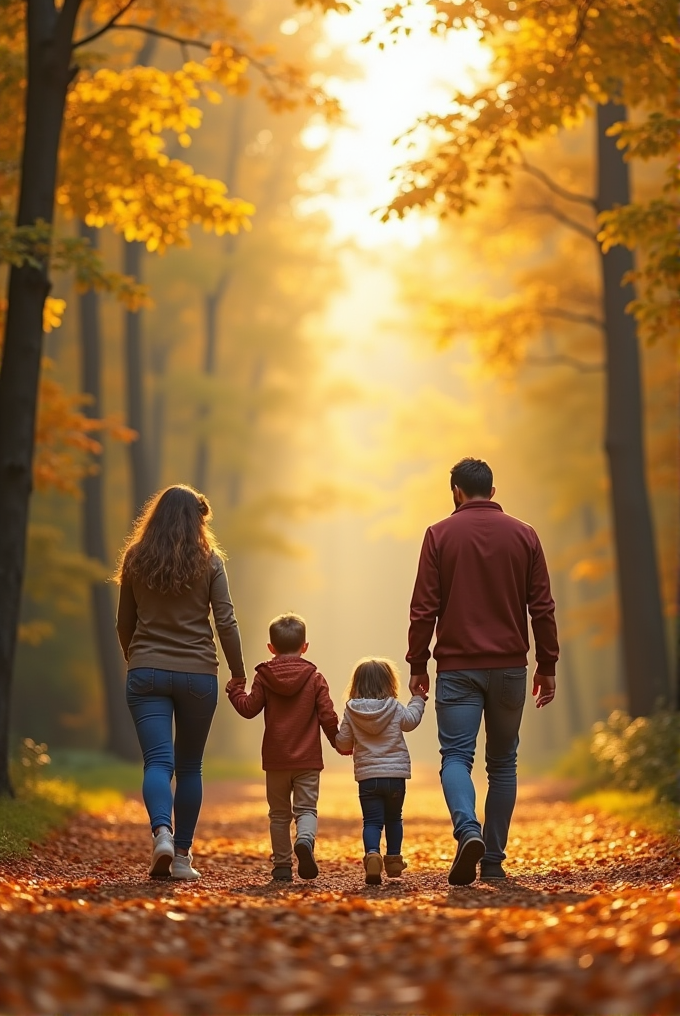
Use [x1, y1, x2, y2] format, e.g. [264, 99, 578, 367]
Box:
[448, 835, 485, 886]
[294, 839, 319, 880]
[271, 865, 293, 881]
[480, 861, 506, 881]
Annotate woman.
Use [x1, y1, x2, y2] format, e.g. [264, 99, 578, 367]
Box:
[115, 484, 245, 880]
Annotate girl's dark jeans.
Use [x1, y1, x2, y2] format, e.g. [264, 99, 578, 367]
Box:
[358, 777, 406, 855]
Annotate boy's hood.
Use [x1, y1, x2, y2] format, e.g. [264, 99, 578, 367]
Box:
[345, 697, 399, 735]
[255, 656, 317, 697]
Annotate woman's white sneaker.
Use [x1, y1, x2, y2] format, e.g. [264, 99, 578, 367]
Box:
[149, 827, 174, 877]
[171, 853, 201, 880]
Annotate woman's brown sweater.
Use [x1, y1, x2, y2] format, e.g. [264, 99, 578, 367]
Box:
[116, 552, 246, 678]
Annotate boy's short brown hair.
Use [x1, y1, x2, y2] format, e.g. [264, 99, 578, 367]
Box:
[269, 612, 307, 653]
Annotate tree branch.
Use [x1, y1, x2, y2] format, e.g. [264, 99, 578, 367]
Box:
[72, 0, 137, 49]
[524, 353, 604, 373]
[56, 0, 86, 63]
[541, 306, 605, 331]
[518, 203, 599, 244]
[81, 22, 212, 51]
[519, 155, 595, 208]
[74, 23, 284, 97]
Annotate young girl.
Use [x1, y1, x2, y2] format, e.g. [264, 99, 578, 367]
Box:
[335, 658, 426, 885]
[115, 484, 246, 880]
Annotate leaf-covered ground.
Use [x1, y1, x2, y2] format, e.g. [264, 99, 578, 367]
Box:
[0, 770, 678, 1015]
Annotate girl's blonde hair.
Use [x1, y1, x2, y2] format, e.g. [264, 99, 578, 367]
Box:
[348, 657, 400, 700]
[114, 484, 223, 594]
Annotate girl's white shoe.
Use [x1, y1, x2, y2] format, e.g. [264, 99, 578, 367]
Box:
[171, 852, 201, 880]
[149, 827, 174, 877]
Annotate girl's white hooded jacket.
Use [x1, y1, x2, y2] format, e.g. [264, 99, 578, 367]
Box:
[335, 695, 425, 782]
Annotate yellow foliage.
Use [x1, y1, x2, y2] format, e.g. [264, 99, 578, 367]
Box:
[59, 64, 254, 251]
[570, 557, 612, 584]
[384, 0, 678, 342]
[17, 621, 55, 646]
[42, 298, 66, 333]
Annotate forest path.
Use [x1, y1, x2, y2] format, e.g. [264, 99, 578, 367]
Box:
[1, 770, 678, 1015]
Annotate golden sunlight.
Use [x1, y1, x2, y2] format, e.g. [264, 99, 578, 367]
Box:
[297, 0, 491, 248]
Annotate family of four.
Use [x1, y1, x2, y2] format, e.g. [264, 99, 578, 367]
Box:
[115, 457, 559, 886]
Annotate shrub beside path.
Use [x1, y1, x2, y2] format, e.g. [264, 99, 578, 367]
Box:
[0, 769, 678, 1014]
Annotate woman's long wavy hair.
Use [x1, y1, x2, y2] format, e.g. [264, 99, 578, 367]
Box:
[114, 485, 223, 594]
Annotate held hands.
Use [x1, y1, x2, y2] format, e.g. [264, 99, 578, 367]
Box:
[409, 673, 429, 701]
[225, 677, 247, 694]
[532, 669, 556, 708]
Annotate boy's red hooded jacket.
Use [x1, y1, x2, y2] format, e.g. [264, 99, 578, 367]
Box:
[227, 656, 339, 771]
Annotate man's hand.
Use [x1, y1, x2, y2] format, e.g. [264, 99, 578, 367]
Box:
[337, 749, 353, 756]
[409, 673, 430, 699]
[532, 670, 556, 708]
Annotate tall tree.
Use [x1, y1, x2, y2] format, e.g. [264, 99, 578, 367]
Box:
[0, 0, 84, 796]
[382, 0, 677, 715]
[0, 0, 336, 794]
[595, 101, 667, 718]
[78, 222, 139, 760]
[194, 98, 246, 494]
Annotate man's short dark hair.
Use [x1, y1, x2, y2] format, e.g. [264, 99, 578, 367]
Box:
[269, 612, 307, 653]
[450, 457, 494, 498]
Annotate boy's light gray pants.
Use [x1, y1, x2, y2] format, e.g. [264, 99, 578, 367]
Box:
[265, 769, 320, 867]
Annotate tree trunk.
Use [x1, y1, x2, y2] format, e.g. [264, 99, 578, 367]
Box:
[194, 289, 220, 493]
[123, 35, 159, 510]
[193, 100, 245, 493]
[123, 240, 154, 516]
[148, 343, 168, 493]
[596, 101, 670, 716]
[79, 223, 139, 761]
[0, 0, 83, 796]
[553, 572, 583, 737]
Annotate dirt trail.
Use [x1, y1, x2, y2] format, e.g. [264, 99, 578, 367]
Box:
[0, 770, 678, 1014]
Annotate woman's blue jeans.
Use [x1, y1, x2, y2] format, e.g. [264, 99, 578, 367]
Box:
[358, 777, 406, 855]
[126, 668, 218, 850]
[435, 668, 526, 866]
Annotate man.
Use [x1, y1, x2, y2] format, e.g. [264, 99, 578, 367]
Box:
[407, 457, 558, 885]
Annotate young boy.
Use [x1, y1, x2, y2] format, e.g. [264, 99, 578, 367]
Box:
[227, 612, 340, 881]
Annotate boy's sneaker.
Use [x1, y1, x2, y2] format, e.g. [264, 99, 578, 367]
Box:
[363, 853, 383, 885]
[170, 852, 200, 880]
[272, 865, 293, 881]
[448, 834, 485, 886]
[149, 827, 174, 878]
[384, 854, 407, 878]
[294, 839, 319, 880]
[480, 861, 506, 881]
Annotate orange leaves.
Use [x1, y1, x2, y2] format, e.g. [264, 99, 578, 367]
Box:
[34, 358, 135, 497]
[0, 776, 678, 1013]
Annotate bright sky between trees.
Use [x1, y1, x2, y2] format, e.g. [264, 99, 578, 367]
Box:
[291, 0, 492, 248]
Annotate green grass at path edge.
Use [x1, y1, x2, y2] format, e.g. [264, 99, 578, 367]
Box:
[575, 788, 679, 840]
[554, 732, 679, 840]
[47, 749, 260, 793]
[0, 752, 261, 860]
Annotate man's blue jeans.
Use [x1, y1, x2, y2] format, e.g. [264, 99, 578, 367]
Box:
[358, 777, 406, 855]
[435, 668, 526, 865]
[126, 668, 218, 850]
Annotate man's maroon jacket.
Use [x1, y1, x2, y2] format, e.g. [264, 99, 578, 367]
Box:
[407, 500, 559, 677]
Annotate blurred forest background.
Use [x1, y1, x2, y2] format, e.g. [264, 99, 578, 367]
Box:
[3, 0, 677, 775]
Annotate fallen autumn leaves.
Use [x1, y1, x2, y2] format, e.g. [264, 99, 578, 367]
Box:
[0, 771, 678, 1014]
